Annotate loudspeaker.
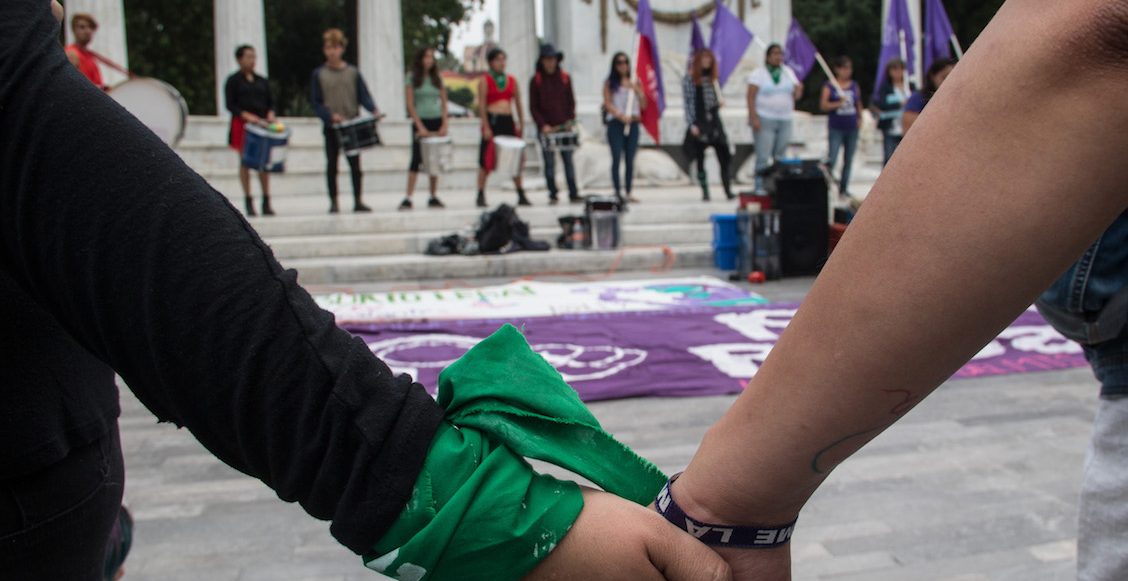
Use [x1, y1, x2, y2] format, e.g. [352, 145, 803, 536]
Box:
[773, 176, 828, 276]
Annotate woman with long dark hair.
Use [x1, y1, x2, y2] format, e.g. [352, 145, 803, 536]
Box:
[819, 55, 863, 197]
[683, 48, 734, 201]
[602, 51, 645, 204]
[402, 46, 448, 210]
[871, 57, 916, 166]
[902, 57, 957, 134]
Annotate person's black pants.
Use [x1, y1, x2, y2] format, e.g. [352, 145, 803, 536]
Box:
[324, 126, 364, 202]
[0, 426, 124, 580]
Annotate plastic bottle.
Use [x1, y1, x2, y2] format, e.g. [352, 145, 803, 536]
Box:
[571, 219, 585, 249]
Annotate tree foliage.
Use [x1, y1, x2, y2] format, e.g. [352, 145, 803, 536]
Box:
[792, 0, 1004, 113]
[402, 0, 483, 66]
[263, 0, 356, 117]
[120, 0, 217, 115]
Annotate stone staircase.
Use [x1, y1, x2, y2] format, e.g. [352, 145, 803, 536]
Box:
[171, 114, 881, 286]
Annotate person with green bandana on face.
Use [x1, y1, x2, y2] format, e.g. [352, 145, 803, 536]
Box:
[0, 2, 731, 580]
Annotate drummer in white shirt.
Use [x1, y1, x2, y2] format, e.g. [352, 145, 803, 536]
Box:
[746, 43, 803, 192]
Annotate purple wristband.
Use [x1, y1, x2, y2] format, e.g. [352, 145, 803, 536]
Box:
[654, 473, 796, 548]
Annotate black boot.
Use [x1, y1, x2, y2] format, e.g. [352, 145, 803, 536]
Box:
[244, 196, 257, 217]
[516, 188, 532, 207]
[328, 196, 339, 214]
[476, 190, 487, 208]
[698, 172, 710, 201]
[261, 196, 275, 216]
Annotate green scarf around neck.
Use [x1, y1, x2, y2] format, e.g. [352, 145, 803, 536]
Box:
[768, 65, 782, 84]
[489, 69, 508, 91]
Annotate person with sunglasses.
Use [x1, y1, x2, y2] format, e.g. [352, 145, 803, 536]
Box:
[602, 52, 646, 205]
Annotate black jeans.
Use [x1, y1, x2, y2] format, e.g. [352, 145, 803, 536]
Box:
[0, 426, 124, 580]
[324, 126, 364, 202]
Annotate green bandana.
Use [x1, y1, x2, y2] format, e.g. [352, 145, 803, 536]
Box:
[489, 70, 508, 91]
[364, 324, 667, 581]
[768, 65, 782, 85]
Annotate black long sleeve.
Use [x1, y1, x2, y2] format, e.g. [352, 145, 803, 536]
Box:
[0, 0, 443, 555]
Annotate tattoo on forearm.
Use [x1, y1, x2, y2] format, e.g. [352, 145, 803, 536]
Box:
[811, 426, 883, 474]
[882, 388, 920, 415]
[811, 390, 918, 474]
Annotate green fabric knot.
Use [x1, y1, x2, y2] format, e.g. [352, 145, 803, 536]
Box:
[364, 324, 668, 581]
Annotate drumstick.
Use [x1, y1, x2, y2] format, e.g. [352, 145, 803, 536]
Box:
[624, 32, 641, 137]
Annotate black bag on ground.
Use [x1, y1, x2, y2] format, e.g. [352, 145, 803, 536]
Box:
[475, 204, 550, 254]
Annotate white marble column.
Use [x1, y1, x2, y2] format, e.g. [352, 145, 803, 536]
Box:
[64, 0, 129, 87]
[214, 0, 268, 116]
[499, 0, 538, 129]
[358, 1, 405, 118]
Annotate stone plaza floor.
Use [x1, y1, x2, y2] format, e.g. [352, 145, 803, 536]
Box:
[115, 270, 1095, 581]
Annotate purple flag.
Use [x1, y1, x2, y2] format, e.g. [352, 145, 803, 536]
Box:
[874, 0, 916, 99]
[709, 0, 753, 87]
[635, 0, 665, 142]
[688, 13, 706, 72]
[784, 17, 817, 82]
[924, 0, 957, 71]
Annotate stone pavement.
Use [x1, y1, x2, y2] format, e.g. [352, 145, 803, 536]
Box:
[115, 269, 1097, 581]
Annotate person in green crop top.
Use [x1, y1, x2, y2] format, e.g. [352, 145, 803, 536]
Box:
[402, 47, 449, 210]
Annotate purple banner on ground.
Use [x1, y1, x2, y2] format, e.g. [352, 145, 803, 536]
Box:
[347, 304, 1089, 402]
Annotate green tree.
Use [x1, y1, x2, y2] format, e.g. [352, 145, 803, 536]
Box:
[401, 0, 483, 65]
[264, 0, 356, 117]
[121, 0, 217, 115]
[792, 0, 1004, 113]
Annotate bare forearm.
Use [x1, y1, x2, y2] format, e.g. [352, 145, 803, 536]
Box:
[678, 0, 1128, 529]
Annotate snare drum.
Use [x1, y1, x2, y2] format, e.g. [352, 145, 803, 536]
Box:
[335, 116, 381, 156]
[492, 136, 526, 178]
[241, 124, 290, 173]
[108, 77, 189, 148]
[418, 136, 453, 176]
[542, 131, 580, 152]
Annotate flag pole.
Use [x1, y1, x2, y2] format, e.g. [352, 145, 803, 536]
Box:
[624, 31, 641, 136]
[813, 51, 845, 99]
[898, 30, 911, 95]
[950, 34, 964, 59]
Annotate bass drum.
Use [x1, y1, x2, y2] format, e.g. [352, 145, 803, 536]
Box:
[108, 77, 189, 148]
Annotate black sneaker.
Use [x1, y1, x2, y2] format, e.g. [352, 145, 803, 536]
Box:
[427, 197, 445, 209]
[398, 198, 412, 211]
[354, 203, 373, 213]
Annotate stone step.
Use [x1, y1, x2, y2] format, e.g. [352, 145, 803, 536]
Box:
[283, 243, 717, 286]
[248, 195, 742, 237]
[263, 222, 713, 259]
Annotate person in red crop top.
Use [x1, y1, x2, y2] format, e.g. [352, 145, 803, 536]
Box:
[477, 48, 530, 208]
[64, 13, 104, 89]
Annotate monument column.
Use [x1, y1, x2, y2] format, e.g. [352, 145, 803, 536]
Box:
[358, 2, 405, 117]
[214, 0, 268, 117]
[64, 0, 129, 87]
[499, 0, 538, 127]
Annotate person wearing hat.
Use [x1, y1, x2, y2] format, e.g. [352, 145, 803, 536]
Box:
[528, 43, 580, 204]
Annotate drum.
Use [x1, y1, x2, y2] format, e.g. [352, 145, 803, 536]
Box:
[108, 77, 189, 148]
[419, 136, 453, 176]
[542, 131, 580, 152]
[335, 116, 381, 156]
[241, 123, 290, 173]
[492, 135, 526, 178]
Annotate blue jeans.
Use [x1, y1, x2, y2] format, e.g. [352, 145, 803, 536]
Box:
[1037, 210, 1128, 580]
[606, 120, 639, 196]
[881, 130, 902, 167]
[826, 128, 858, 194]
[540, 139, 577, 200]
[753, 117, 793, 190]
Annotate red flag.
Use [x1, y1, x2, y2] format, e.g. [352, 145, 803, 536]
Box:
[635, 0, 664, 142]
